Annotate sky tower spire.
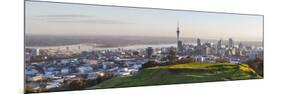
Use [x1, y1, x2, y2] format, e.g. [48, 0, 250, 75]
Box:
[176, 19, 180, 40]
[177, 19, 179, 32]
[176, 19, 180, 53]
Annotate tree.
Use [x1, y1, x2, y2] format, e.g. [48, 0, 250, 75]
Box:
[25, 84, 34, 94]
[245, 58, 263, 77]
[167, 47, 177, 64]
[141, 61, 160, 69]
[217, 60, 230, 63]
[176, 57, 194, 64]
[68, 78, 86, 90]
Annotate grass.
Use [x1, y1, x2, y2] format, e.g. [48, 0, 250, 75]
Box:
[86, 63, 262, 89]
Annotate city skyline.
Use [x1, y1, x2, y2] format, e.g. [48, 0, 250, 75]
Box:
[24, 1, 264, 93]
[26, 1, 263, 41]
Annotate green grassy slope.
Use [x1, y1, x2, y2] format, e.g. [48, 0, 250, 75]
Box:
[87, 63, 261, 89]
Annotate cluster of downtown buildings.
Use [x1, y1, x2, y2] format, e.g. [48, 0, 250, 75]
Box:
[175, 21, 263, 64]
[25, 24, 263, 92]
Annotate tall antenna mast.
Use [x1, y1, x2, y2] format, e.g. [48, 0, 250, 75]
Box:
[177, 19, 179, 31]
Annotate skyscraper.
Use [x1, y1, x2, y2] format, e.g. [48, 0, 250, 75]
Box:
[217, 39, 222, 49]
[229, 38, 234, 48]
[178, 40, 183, 52]
[217, 39, 223, 56]
[197, 38, 201, 47]
[196, 38, 202, 55]
[146, 47, 154, 59]
[238, 42, 243, 49]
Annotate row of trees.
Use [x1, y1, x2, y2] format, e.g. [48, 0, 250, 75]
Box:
[141, 57, 195, 69]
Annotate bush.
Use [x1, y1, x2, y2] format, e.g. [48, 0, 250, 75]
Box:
[67, 78, 86, 90]
[24, 85, 33, 94]
[217, 59, 230, 63]
[140, 61, 161, 69]
[176, 57, 194, 64]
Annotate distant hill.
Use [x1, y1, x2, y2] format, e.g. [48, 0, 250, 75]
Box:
[87, 63, 261, 89]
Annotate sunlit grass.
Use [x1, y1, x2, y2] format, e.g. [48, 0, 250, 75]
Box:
[87, 63, 261, 89]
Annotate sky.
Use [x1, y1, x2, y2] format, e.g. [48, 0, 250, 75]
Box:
[25, 1, 263, 41]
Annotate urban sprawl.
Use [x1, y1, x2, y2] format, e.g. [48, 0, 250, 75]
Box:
[25, 23, 263, 92]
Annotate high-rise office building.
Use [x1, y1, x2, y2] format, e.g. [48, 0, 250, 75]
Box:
[146, 47, 154, 59]
[238, 42, 243, 49]
[178, 40, 183, 52]
[197, 38, 201, 47]
[217, 39, 222, 49]
[229, 38, 234, 48]
[196, 38, 203, 55]
[204, 46, 211, 56]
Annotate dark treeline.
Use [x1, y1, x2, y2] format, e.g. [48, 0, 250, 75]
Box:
[140, 57, 195, 70]
[245, 58, 264, 77]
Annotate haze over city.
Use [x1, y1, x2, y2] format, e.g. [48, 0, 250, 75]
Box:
[26, 1, 263, 41]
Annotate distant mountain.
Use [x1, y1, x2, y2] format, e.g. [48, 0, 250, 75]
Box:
[87, 63, 261, 89]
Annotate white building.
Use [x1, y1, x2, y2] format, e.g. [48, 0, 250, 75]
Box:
[87, 72, 98, 80]
[102, 62, 114, 69]
[32, 75, 44, 82]
[194, 56, 206, 62]
[60, 68, 69, 75]
[25, 69, 38, 76]
[132, 64, 142, 69]
[61, 59, 70, 64]
[230, 59, 241, 64]
[45, 82, 60, 90]
[77, 66, 93, 74]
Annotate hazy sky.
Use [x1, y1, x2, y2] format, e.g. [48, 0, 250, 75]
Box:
[25, 1, 263, 41]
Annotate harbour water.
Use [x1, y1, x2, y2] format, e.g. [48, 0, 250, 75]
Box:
[25, 43, 186, 51]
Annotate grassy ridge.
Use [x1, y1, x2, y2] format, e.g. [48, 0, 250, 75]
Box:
[87, 63, 261, 89]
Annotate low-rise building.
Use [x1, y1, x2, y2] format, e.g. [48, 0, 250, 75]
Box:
[77, 66, 93, 74]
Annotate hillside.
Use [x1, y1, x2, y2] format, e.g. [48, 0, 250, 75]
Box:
[87, 63, 262, 89]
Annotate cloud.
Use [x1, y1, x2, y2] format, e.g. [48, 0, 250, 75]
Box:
[31, 14, 131, 24]
[36, 14, 94, 18]
[47, 19, 131, 24]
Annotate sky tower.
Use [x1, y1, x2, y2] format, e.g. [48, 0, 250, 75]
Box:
[176, 20, 180, 50]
